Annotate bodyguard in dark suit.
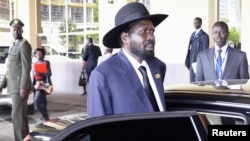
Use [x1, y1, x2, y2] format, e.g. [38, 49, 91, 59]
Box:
[196, 21, 249, 125]
[185, 17, 209, 82]
[81, 37, 102, 82]
[87, 2, 168, 118]
[0, 19, 32, 141]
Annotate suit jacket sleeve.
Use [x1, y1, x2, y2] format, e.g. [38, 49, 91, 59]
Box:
[87, 68, 113, 117]
[82, 45, 89, 61]
[20, 40, 32, 89]
[240, 52, 250, 79]
[195, 53, 205, 81]
[185, 33, 193, 68]
[200, 32, 209, 51]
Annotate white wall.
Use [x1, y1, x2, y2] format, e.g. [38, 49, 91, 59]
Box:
[151, 0, 209, 64]
[241, 0, 250, 61]
[50, 60, 84, 94]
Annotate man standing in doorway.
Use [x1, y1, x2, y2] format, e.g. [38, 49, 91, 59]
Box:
[185, 17, 209, 82]
[0, 19, 32, 141]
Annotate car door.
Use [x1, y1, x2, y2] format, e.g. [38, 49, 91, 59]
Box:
[164, 81, 250, 126]
[50, 111, 207, 141]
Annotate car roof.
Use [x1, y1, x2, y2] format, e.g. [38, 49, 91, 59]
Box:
[165, 79, 250, 96]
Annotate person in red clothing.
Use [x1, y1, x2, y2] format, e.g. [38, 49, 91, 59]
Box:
[33, 48, 54, 122]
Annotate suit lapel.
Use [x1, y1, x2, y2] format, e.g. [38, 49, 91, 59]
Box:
[222, 46, 233, 78]
[147, 60, 166, 110]
[118, 50, 152, 110]
[147, 61, 162, 93]
[194, 29, 203, 40]
[207, 48, 218, 78]
[207, 48, 215, 71]
[11, 40, 22, 54]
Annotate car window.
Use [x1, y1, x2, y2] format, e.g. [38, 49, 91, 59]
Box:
[199, 113, 247, 126]
[81, 118, 200, 141]
[51, 111, 207, 141]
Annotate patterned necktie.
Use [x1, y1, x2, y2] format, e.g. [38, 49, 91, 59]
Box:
[216, 49, 223, 79]
[138, 66, 159, 111]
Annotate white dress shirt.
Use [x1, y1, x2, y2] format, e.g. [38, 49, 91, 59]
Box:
[214, 43, 229, 73]
[122, 48, 164, 111]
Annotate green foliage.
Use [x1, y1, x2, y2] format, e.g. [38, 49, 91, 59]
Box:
[86, 33, 99, 44]
[228, 27, 240, 44]
[58, 19, 81, 51]
[92, 0, 99, 43]
[220, 18, 229, 23]
[94, 0, 99, 22]
[58, 1, 99, 52]
[220, 18, 240, 44]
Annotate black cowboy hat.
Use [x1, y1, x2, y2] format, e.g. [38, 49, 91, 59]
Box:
[103, 2, 168, 48]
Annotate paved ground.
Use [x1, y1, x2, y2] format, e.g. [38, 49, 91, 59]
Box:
[0, 93, 87, 141]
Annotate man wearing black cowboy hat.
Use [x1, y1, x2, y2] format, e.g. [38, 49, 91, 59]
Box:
[87, 2, 168, 118]
[0, 19, 32, 141]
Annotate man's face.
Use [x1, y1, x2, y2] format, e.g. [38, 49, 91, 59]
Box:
[212, 25, 229, 47]
[35, 51, 44, 60]
[126, 19, 155, 60]
[11, 25, 23, 40]
[193, 19, 201, 30]
[85, 39, 90, 46]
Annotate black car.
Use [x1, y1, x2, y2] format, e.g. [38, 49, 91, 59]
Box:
[165, 79, 250, 125]
[25, 111, 207, 141]
[24, 79, 250, 141]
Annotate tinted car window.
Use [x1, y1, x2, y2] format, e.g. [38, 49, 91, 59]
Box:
[85, 118, 199, 141]
[51, 112, 207, 141]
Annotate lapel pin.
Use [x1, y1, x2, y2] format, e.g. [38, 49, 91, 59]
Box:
[155, 74, 160, 79]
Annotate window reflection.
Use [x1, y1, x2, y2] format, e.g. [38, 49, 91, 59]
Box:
[199, 113, 246, 127]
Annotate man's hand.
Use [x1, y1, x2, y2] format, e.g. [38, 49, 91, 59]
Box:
[20, 88, 30, 99]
